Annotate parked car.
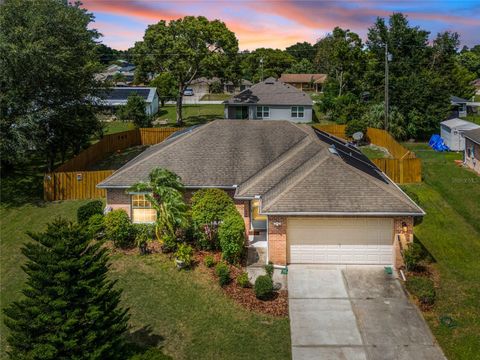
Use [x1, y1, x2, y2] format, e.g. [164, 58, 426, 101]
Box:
[183, 88, 194, 96]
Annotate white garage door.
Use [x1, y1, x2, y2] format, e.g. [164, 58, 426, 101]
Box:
[287, 218, 394, 264]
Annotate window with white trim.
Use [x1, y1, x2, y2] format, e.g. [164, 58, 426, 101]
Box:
[256, 106, 269, 118]
[291, 106, 304, 118]
[131, 194, 157, 223]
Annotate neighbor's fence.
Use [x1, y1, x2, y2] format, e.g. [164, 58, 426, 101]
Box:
[44, 127, 181, 201]
[314, 124, 421, 183]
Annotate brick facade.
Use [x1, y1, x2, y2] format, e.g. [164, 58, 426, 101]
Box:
[267, 215, 287, 265]
[106, 189, 131, 217]
[465, 138, 480, 175]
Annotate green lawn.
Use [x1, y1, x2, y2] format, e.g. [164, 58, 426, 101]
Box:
[402, 143, 480, 359]
[103, 120, 136, 134]
[157, 104, 224, 127]
[200, 93, 231, 101]
[0, 198, 290, 359]
[359, 145, 391, 159]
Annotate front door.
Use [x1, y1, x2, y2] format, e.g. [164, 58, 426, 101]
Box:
[235, 106, 249, 119]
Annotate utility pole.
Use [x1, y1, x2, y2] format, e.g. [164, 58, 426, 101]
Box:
[384, 43, 389, 131]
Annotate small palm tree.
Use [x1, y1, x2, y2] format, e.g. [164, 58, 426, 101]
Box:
[129, 168, 188, 242]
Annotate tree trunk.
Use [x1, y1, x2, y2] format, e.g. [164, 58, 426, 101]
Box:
[176, 84, 184, 126]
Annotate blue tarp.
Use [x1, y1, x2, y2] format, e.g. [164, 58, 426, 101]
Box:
[429, 134, 449, 152]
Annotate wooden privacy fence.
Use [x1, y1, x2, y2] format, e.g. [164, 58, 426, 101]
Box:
[314, 124, 421, 183]
[44, 127, 181, 201]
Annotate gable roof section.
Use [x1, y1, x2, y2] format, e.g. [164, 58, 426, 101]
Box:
[464, 128, 480, 144]
[224, 77, 313, 106]
[279, 73, 327, 84]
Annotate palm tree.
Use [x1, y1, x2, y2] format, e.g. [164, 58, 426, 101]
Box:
[129, 168, 188, 242]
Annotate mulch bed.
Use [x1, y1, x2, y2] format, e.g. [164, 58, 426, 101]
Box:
[194, 251, 289, 317]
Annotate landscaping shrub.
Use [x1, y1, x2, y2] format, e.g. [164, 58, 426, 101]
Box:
[264, 262, 274, 278]
[403, 242, 424, 271]
[161, 233, 178, 253]
[218, 208, 245, 264]
[406, 276, 436, 306]
[237, 272, 250, 288]
[191, 188, 235, 249]
[87, 213, 105, 239]
[345, 118, 367, 138]
[204, 255, 215, 268]
[104, 209, 135, 248]
[134, 224, 155, 254]
[215, 262, 230, 286]
[175, 243, 193, 268]
[77, 200, 103, 224]
[254, 275, 274, 300]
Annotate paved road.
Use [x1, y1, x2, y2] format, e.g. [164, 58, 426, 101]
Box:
[288, 265, 446, 360]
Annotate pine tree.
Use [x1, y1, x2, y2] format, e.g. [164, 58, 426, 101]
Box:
[3, 218, 129, 359]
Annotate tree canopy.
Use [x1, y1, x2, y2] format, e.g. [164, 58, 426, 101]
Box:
[240, 48, 295, 82]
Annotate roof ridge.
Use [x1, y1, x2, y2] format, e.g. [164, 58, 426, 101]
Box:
[261, 149, 329, 212]
[236, 136, 313, 196]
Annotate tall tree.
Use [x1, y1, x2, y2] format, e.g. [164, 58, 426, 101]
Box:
[149, 72, 177, 107]
[3, 218, 129, 359]
[240, 48, 295, 82]
[0, 0, 102, 171]
[285, 59, 316, 74]
[133, 16, 238, 125]
[286, 41, 315, 62]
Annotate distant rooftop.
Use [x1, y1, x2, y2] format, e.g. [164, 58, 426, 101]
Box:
[279, 73, 327, 84]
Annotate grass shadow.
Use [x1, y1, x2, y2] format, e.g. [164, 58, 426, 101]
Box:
[124, 325, 171, 359]
[1, 172, 45, 208]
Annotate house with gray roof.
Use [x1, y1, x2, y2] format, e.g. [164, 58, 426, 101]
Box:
[223, 77, 313, 122]
[464, 127, 480, 174]
[98, 120, 424, 267]
[96, 87, 159, 115]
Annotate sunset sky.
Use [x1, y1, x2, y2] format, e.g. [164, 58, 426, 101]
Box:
[83, 0, 480, 51]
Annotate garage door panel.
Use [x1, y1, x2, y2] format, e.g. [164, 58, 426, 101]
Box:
[287, 218, 393, 265]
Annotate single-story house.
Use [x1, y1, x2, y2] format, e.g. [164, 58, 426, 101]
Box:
[464, 128, 480, 174]
[440, 118, 480, 151]
[97, 87, 159, 116]
[189, 77, 252, 94]
[223, 77, 313, 122]
[472, 79, 480, 96]
[278, 73, 327, 92]
[97, 120, 424, 267]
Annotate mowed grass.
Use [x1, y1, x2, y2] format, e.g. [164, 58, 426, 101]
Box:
[359, 145, 391, 159]
[0, 199, 290, 359]
[402, 143, 480, 359]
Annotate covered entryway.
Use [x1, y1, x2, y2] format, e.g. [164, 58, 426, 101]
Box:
[287, 217, 393, 264]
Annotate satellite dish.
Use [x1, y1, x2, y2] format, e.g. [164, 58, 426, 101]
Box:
[352, 131, 364, 141]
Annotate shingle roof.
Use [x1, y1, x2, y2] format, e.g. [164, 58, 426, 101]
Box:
[451, 95, 468, 104]
[441, 118, 480, 131]
[98, 87, 157, 106]
[98, 120, 423, 215]
[279, 73, 327, 84]
[464, 128, 480, 144]
[223, 77, 313, 106]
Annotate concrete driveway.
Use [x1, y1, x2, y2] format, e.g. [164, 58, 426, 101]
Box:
[288, 265, 446, 360]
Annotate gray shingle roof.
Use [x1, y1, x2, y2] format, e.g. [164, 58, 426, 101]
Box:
[98, 120, 423, 215]
[464, 127, 480, 144]
[223, 77, 313, 106]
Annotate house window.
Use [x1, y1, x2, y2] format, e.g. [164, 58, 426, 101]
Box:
[131, 194, 156, 223]
[467, 144, 475, 158]
[256, 106, 269, 118]
[291, 106, 304, 118]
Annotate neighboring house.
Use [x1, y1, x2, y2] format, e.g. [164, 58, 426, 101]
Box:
[98, 120, 424, 267]
[464, 128, 480, 174]
[472, 78, 480, 95]
[440, 118, 480, 151]
[95, 62, 137, 86]
[97, 87, 160, 116]
[189, 77, 252, 94]
[223, 77, 313, 122]
[278, 73, 327, 92]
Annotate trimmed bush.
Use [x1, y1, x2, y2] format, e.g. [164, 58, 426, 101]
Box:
[345, 118, 367, 138]
[104, 209, 135, 248]
[134, 224, 155, 254]
[87, 213, 105, 239]
[406, 276, 436, 306]
[403, 242, 424, 271]
[191, 188, 236, 249]
[215, 262, 230, 286]
[218, 208, 245, 264]
[237, 272, 250, 288]
[77, 200, 103, 224]
[204, 255, 215, 268]
[264, 262, 274, 278]
[175, 243, 193, 268]
[161, 233, 178, 253]
[255, 275, 274, 300]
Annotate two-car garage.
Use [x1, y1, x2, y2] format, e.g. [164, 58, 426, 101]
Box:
[287, 217, 394, 265]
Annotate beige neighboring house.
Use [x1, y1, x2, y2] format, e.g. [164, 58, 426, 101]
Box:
[472, 78, 480, 95]
[97, 120, 424, 269]
[464, 128, 480, 174]
[279, 73, 327, 92]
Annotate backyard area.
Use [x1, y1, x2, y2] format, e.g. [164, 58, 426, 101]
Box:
[402, 143, 480, 360]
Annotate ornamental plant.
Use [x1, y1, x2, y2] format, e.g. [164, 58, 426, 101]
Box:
[77, 200, 103, 224]
[254, 275, 274, 300]
[175, 243, 194, 268]
[218, 207, 245, 264]
[104, 209, 135, 248]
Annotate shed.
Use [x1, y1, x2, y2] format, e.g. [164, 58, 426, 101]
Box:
[440, 118, 480, 151]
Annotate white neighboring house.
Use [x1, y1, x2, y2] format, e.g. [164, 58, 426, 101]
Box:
[98, 87, 159, 116]
[440, 118, 480, 151]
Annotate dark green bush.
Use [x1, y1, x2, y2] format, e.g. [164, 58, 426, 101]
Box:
[218, 208, 245, 264]
[161, 233, 178, 253]
[87, 213, 105, 239]
[77, 200, 103, 224]
[406, 276, 436, 306]
[175, 243, 193, 268]
[191, 188, 235, 249]
[403, 242, 424, 271]
[237, 272, 250, 288]
[345, 118, 367, 138]
[215, 262, 230, 287]
[264, 262, 274, 278]
[134, 224, 155, 254]
[104, 209, 135, 248]
[254, 275, 273, 300]
[204, 255, 215, 268]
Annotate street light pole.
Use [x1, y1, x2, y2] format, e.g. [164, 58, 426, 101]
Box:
[384, 43, 389, 131]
